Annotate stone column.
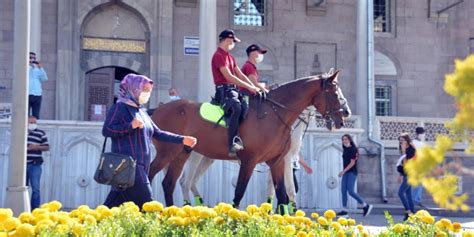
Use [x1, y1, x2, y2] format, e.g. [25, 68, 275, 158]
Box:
[356, 0, 369, 138]
[197, 0, 217, 102]
[29, 0, 41, 57]
[4, 0, 31, 215]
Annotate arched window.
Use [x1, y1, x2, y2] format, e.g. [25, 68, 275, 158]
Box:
[374, 50, 398, 116]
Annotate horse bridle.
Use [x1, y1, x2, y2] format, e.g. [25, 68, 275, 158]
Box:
[266, 77, 345, 130]
[320, 78, 346, 128]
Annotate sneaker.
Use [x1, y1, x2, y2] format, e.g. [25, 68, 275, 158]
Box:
[363, 204, 373, 217]
[336, 210, 348, 216]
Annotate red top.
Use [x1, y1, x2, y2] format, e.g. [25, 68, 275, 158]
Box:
[240, 60, 259, 93]
[211, 47, 237, 85]
[241, 60, 259, 81]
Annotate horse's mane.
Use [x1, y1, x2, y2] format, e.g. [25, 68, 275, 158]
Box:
[267, 75, 322, 97]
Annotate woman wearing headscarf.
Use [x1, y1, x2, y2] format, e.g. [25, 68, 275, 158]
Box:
[102, 73, 197, 208]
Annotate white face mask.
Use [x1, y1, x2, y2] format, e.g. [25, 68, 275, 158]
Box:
[255, 54, 264, 63]
[418, 134, 426, 141]
[138, 91, 151, 104]
[228, 42, 235, 51]
[169, 95, 180, 101]
[28, 123, 37, 130]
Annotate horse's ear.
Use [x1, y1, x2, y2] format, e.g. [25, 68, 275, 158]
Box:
[329, 70, 340, 83]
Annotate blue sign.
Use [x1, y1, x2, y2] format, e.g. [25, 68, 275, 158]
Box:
[184, 36, 199, 56]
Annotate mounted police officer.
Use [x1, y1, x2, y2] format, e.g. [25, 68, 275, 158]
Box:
[211, 29, 260, 157]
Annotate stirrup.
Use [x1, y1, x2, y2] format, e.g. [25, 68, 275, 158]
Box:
[231, 136, 244, 151]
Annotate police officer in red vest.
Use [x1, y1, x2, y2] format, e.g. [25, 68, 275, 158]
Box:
[211, 29, 260, 157]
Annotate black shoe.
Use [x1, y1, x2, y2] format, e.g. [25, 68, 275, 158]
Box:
[336, 210, 348, 216]
[403, 213, 409, 221]
[363, 204, 373, 217]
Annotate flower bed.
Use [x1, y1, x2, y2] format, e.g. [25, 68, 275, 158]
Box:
[0, 201, 473, 236]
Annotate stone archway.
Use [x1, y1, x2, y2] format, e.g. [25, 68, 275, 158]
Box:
[80, 3, 149, 121]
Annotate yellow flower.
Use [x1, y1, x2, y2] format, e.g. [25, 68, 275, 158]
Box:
[72, 223, 84, 236]
[271, 214, 284, 224]
[324, 210, 336, 220]
[435, 231, 447, 237]
[453, 222, 462, 233]
[440, 218, 453, 231]
[463, 230, 474, 237]
[295, 216, 305, 224]
[348, 218, 356, 226]
[213, 216, 225, 224]
[357, 224, 364, 231]
[337, 217, 348, 226]
[317, 216, 328, 226]
[393, 223, 405, 233]
[308, 232, 316, 237]
[296, 230, 308, 237]
[167, 216, 185, 226]
[310, 212, 319, 219]
[83, 215, 96, 225]
[421, 215, 435, 224]
[284, 225, 296, 235]
[3, 217, 20, 231]
[14, 223, 35, 237]
[0, 209, 13, 223]
[331, 222, 342, 231]
[31, 208, 47, 217]
[77, 205, 91, 213]
[295, 210, 306, 217]
[415, 210, 431, 217]
[337, 229, 345, 237]
[18, 213, 34, 224]
[34, 219, 54, 233]
[361, 230, 370, 237]
[260, 203, 272, 213]
[228, 209, 241, 219]
[47, 200, 62, 212]
[176, 209, 188, 218]
[142, 201, 164, 213]
[246, 204, 259, 215]
[163, 206, 179, 216]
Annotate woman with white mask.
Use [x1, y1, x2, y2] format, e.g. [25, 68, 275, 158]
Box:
[102, 73, 197, 209]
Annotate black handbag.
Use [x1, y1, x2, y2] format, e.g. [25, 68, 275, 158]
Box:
[94, 133, 137, 189]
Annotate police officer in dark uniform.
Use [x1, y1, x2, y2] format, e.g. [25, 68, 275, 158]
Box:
[211, 29, 260, 157]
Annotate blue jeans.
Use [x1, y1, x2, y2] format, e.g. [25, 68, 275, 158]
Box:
[412, 185, 423, 204]
[341, 172, 364, 207]
[26, 163, 42, 210]
[399, 176, 415, 212]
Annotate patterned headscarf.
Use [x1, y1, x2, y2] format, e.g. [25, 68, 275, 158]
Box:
[117, 73, 153, 107]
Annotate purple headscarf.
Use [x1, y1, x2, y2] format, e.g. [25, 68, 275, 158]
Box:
[117, 73, 153, 107]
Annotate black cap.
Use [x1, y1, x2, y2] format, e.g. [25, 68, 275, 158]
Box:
[219, 29, 241, 43]
[246, 44, 267, 56]
[415, 127, 425, 135]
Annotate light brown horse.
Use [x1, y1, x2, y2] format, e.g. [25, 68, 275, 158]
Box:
[148, 70, 348, 209]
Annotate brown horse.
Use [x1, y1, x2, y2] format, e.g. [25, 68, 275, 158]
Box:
[148, 70, 349, 209]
